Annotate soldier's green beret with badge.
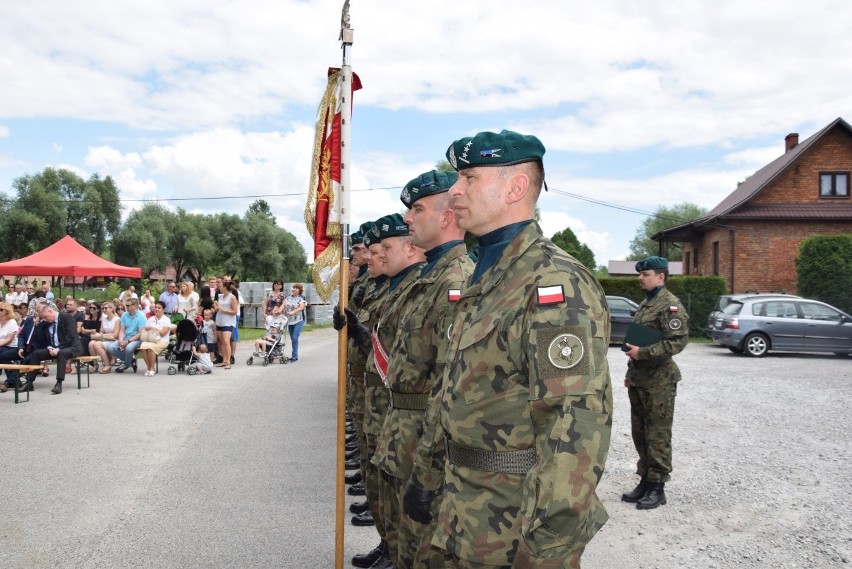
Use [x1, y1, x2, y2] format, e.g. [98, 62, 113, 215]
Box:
[635, 256, 669, 272]
[350, 229, 364, 246]
[361, 221, 378, 247]
[372, 213, 410, 241]
[400, 170, 458, 208]
[446, 129, 546, 171]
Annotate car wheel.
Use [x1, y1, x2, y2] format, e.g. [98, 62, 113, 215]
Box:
[728, 346, 743, 354]
[743, 333, 769, 357]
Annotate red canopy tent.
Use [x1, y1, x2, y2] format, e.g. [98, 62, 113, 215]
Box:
[0, 235, 141, 280]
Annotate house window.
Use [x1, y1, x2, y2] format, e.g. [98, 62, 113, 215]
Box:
[693, 249, 699, 272]
[712, 241, 720, 275]
[819, 172, 850, 197]
[684, 252, 691, 275]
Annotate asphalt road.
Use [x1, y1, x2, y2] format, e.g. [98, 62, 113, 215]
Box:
[2, 330, 850, 568]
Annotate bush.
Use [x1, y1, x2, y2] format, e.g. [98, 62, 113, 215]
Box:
[599, 275, 727, 338]
[796, 234, 852, 314]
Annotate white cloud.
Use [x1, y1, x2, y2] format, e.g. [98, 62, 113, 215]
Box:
[0, 125, 8, 139]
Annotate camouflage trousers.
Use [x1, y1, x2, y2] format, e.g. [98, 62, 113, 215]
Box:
[399, 491, 445, 569]
[378, 470, 402, 567]
[628, 381, 677, 483]
[364, 382, 390, 539]
[348, 374, 369, 487]
[435, 542, 583, 568]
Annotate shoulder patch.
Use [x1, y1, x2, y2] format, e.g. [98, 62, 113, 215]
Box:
[547, 333, 585, 370]
[669, 305, 679, 313]
[448, 289, 461, 302]
[537, 285, 565, 305]
[669, 317, 683, 330]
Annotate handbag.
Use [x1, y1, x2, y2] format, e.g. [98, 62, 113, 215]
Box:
[140, 328, 162, 343]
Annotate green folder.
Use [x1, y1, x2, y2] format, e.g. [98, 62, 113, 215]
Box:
[621, 322, 663, 351]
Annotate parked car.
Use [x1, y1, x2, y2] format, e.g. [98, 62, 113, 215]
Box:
[706, 292, 800, 337]
[606, 295, 639, 344]
[709, 296, 852, 357]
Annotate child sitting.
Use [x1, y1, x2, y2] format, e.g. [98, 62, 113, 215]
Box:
[254, 326, 280, 354]
[191, 344, 214, 374]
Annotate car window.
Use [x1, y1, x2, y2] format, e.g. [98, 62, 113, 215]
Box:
[763, 301, 799, 319]
[799, 302, 842, 322]
[608, 298, 633, 312]
[722, 301, 743, 315]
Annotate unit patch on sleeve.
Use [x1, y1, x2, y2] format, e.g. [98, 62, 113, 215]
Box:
[535, 326, 591, 379]
[669, 317, 683, 331]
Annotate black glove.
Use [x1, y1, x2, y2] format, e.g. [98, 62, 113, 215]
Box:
[403, 481, 435, 524]
[332, 305, 346, 331]
[344, 307, 371, 348]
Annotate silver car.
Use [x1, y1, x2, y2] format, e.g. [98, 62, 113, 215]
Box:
[710, 297, 852, 357]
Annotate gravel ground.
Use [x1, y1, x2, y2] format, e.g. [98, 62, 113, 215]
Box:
[579, 344, 852, 568]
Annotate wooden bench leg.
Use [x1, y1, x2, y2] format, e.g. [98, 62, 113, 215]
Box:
[14, 379, 28, 404]
[74, 360, 91, 390]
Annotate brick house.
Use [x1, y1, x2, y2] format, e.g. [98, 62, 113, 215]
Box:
[655, 117, 852, 294]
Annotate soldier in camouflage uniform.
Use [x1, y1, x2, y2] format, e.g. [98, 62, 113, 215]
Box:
[404, 130, 612, 569]
[371, 170, 473, 569]
[345, 214, 426, 569]
[622, 256, 689, 510]
[337, 221, 392, 568]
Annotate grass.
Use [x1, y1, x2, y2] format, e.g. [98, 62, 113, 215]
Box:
[237, 322, 331, 342]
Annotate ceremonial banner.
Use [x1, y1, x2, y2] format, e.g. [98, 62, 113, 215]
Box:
[305, 67, 362, 302]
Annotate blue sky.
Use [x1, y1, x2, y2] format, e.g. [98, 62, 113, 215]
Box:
[2, 0, 851, 267]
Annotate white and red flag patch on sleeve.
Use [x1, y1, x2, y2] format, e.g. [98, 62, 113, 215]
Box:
[669, 305, 679, 312]
[537, 285, 565, 305]
[448, 289, 461, 302]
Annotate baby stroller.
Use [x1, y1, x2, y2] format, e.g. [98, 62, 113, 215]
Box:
[167, 317, 200, 375]
[247, 316, 289, 366]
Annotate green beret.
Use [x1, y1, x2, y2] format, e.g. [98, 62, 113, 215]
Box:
[400, 170, 458, 208]
[370, 213, 409, 241]
[362, 229, 376, 248]
[446, 129, 545, 171]
[635, 256, 669, 272]
[350, 230, 363, 246]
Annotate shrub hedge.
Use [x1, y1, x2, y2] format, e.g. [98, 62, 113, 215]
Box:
[599, 275, 727, 338]
[796, 234, 852, 314]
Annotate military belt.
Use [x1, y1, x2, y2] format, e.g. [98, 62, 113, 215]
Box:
[390, 391, 429, 411]
[348, 364, 367, 377]
[364, 372, 384, 387]
[444, 433, 536, 474]
[633, 357, 673, 368]
[380, 469, 400, 485]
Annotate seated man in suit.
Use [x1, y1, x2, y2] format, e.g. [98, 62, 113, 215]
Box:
[20, 302, 83, 395]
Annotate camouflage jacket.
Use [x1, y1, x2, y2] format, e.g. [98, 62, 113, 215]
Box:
[347, 271, 374, 414]
[419, 222, 612, 565]
[625, 286, 689, 385]
[364, 265, 423, 436]
[373, 242, 473, 480]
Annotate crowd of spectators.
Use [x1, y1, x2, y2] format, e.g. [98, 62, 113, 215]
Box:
[0, 275, 255, 393]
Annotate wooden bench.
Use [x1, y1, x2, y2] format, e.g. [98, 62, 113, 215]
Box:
[0, 364, 47, 404]
[70, 355, 101, 390]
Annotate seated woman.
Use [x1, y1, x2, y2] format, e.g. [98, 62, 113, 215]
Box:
[79, 302, 102, 368]
[0, 302, 21, 392]
[91, 301, 120, 373]
[138, 301, 171, 377]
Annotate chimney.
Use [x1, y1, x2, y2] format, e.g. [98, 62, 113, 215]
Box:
[785, 133, 799, 152]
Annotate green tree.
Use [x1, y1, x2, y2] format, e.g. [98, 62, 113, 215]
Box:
[0, 168, 123, 258]
[169, 209, 216, 283]
[551, 227, 596, 270]
[111, 204, 175, 278]
[796, 234, 852, 313]
[247, 199, 276, 225]
[628, 203, 708, 261]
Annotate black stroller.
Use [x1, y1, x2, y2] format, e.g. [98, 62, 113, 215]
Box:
[167, 318, 200, 375]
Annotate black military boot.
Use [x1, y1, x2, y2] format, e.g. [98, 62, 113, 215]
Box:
[345, 448, 360, 461]
[351, 510, 374, 526]
[368, 547, 393, 569]
[352, 539, 386, 568]
[621, 478, 649, 503]
[349, 499, 369, 514]
[636, 483, 666, 509]
[345, 471, 362, 485]
[348, 481, 365, 496]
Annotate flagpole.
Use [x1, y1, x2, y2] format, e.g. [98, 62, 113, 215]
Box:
[335, 2, 353, 568]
